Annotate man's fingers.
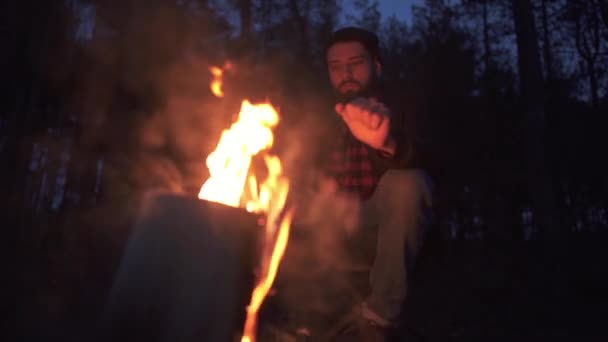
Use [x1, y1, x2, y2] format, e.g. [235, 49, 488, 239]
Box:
[344, 103, 367, 122]
[335, 103, 345, 116]
[336, 103, 357, 123]
[348, 104, 383, 129]
[369, 113, 381, 129]
[338, 100, 389, 129]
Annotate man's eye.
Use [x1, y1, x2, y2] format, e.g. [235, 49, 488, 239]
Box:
[330, 65, 342, 72]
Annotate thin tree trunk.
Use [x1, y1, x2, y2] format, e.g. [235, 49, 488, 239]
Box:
[590, 1, 601, 108]
[574, 1, 601, 108]
[482, 0, 491, 73]
[238, 0, 252, 47]
[597, 0, 608, 35]
[587, 60, 599, 108]
[540, 0, 554, 80]
[288, 0, 311, 59]
[511, 0, 557, 240]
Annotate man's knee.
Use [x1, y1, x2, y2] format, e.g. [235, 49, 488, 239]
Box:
[375, 169, 433, 208]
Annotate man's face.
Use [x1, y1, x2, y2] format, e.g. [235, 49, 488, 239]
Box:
[327, 41, 380, 99]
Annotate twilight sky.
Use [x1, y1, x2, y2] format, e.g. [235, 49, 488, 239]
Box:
[376, 0, 422, 24]
[74, 1, 426, 41]
[336, 0, 424, 31]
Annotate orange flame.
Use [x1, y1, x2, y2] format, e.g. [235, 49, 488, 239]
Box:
[198, 100, 279, 207]
[200, 64, 293, 342]
[241, 209, 293, 342]
[209, 66, 224, 97]
[209, 62, 233, 97]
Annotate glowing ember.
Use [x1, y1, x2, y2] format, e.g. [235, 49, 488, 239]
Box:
[199, 64, 293, 342]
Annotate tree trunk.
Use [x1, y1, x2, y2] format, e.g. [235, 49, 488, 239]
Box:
[288, 0, 311, 59]
[597, 0, 608, 36]
[511, 0, 557, 239]
[540, 0, 554, 80]
[238, 0, 252, 50]
[573, 1, 602, 108]
[587, 59, 599, 108]
[482, 0, 491, 73]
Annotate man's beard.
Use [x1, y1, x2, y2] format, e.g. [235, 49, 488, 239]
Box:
[334, 77, 380, 104]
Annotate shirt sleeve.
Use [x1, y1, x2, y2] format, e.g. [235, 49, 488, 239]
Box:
[369, 103, 430, 171]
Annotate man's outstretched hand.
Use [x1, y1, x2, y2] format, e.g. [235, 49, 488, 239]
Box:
[335, 98, 396, 155]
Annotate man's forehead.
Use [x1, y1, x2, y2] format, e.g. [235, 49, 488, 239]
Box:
[327, 41, 369, 61]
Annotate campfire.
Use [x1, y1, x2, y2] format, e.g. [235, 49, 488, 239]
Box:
[199, 63, 294, 342]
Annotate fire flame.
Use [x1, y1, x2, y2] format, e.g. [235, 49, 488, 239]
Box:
[209, 62, 233, 97]
[241, 209, 293, 342]
[209, 66, 224, 97]
[199, 65, 293, 342]
[198, 100, 279, 208]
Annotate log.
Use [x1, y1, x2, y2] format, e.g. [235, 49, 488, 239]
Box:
[99, 192, 260, 342]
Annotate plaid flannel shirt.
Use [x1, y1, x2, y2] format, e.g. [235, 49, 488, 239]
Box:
[322, 96, 426, 200]
[326, 124, 382, 200]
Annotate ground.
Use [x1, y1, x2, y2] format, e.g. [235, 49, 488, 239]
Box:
[259, 232, 608, 341]
[9, 230, 608, 341]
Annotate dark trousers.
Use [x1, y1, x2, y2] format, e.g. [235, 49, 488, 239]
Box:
[360, 169, 433, 321]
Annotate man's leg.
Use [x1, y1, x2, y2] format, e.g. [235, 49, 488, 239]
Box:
[362, 169, 433, 324]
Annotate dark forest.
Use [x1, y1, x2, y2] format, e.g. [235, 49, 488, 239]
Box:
[2, 0, 607, 341]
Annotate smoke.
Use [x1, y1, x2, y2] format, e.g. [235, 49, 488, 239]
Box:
[122, 53, 365, 331]
[272, 175, 365, 330]
[69, 0, 366, 335]
[268, 111, 368, 331]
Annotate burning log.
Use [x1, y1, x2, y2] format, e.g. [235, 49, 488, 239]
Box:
[100, 191, 261, 342]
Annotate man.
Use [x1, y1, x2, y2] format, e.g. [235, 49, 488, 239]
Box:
[316, 27, 434, 340]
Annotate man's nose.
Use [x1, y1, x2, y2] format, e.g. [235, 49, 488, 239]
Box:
[345, 64, 354, 76]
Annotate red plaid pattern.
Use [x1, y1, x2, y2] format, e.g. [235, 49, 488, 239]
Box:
[326, 127, 380, 200]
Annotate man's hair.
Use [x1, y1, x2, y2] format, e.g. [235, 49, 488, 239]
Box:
[325, 27, 382, 64]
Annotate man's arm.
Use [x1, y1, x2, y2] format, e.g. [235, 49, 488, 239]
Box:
[370, 102, 429, 171]
[377, 134, 397, 156]
[370, 129, 415, 170]
[335, 96, 430, 171]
